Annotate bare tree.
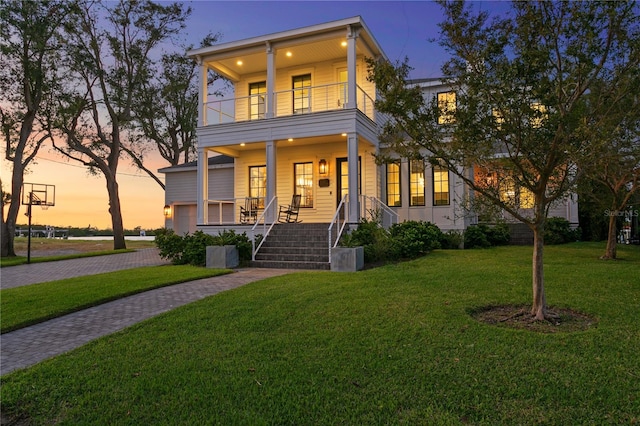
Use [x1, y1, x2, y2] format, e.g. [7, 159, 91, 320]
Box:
[0, 0, 69, 257]
[51, 0, 190, 249]
[369, 1, 640, 320]
[123, 35, 226, 189]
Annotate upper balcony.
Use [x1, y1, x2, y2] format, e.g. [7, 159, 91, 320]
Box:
[203, 82, 376, 125]
[188, 16, 388, 136]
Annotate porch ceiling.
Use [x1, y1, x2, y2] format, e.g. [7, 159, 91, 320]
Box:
[206, 133, 374, 157]
[206, 36, 371, 81]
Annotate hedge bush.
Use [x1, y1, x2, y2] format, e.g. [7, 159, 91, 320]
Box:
[464, 223, 511, 249]
[545, 217, 581, 244]
[155, 229, 252, 266]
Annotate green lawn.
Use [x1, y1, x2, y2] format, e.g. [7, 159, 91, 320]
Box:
[1, 243, 639, 424]
[0, 266, 231, 333]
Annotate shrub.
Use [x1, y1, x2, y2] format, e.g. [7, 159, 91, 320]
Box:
[440, 230, 464, 249]
[464, 224, 511, 249]
[464, 225, 491, 249]
[485, 223, 511, 246]
[389, 221, 443, 258]
[545, 217, 581, 245]
[154, 228, 187, 264]
[154, 228, 253, 266]
[341, 219, 398, 263]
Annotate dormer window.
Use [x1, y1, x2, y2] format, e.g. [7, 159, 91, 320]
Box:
[437, 91, 456, 125]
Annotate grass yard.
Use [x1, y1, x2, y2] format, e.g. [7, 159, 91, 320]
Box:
[1, 238, 156, 267]
[1, 243, 639, 424]
[0, 266, 231, 333]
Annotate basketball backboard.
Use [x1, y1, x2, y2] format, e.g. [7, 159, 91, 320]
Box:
[21, 183, 55, 206]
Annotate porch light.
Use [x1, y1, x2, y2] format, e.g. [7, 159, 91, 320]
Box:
[341, 41, 347, 47]
[163, 204, 172, 218]
[236, 60, 243, 66]
[286, 51, 292, 57]
[319, 159, 328, 176]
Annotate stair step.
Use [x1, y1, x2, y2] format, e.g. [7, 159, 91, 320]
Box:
[251, 260, 330, 270]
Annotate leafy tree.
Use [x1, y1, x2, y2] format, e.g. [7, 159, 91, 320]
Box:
[123, 34, 226, 188]
[580, 75, 640, 259]
[0, 0, 70, 257]
[368, 1, 640, 320]
[51, 0, 189, 250]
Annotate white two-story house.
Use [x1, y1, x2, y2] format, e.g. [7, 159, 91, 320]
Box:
[159, 16, 578, 261]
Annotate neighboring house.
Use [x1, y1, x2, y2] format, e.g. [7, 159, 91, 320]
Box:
[159, 16, 578, 264]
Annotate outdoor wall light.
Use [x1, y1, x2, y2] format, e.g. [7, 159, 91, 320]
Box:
[319, 159, 328, 176]
[163, 204, 172, 218]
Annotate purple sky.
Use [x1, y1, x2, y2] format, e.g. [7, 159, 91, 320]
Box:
[181, 1, 509, 79]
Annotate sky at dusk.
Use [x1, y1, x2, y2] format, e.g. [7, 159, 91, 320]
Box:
[2, 0, 507, 230]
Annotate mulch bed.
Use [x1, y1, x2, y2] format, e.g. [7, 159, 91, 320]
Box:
[470, 304, 597, 333]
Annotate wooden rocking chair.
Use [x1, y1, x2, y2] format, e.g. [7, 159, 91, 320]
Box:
[278, 194, 302, 223]
[240, 197, 260, 224]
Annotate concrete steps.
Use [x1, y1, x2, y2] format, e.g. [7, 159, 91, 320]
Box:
[252, 223, 331, 270]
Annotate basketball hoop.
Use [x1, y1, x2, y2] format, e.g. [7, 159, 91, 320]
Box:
[21, 182, 56, 264]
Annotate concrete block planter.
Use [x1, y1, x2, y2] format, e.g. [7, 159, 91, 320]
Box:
[206, 245, 239, 269]
[330, 246, 364, 272]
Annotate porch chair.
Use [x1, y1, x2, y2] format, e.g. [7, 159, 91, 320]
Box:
[278, 194, 302, 223]
[240, 197, 260, 224]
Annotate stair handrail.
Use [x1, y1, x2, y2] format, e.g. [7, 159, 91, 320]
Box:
[360, 195, 398, 230]
[251, 196, 277, 261]
[328, 194, 349, 263]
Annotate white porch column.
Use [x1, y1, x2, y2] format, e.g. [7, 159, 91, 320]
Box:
[197, 57, 207, 126]
[265, 140, 277, 221]
[197, 147, 209, 224]
[266, 42, 276, 119]
[347, 133, 359, 224]
[346, 25, 359, 109]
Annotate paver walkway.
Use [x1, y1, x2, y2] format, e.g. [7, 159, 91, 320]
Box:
[0, 250, 293, 376]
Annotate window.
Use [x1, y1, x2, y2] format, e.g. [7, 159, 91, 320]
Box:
[249, 81, 266, 120]
[338, 69, 348, 107]
[499, 176, 534, 209]
[433, 161, 450, 206]
[437, 91, 456, 124]
[293, 74, 311, 114]
[294, 162, 313, 208]
[386, 162, 401, 207]
[409, 159, 425, 206]
[249, 165, 266, 208]
[530, 102, 547, 128]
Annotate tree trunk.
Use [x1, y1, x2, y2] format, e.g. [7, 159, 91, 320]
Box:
[531, 224, 547, 320]
[106, 177, 126, 250]
[602, 212, 618, 259]
[1, 163, 27, 258]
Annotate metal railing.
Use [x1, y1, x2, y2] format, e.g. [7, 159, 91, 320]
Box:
[251, 196, 277, 261]
[328, 194, 349, 263]
[203, 83, 377, 125]
[360, 195, 398, 229]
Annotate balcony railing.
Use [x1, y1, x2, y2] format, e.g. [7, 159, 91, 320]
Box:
[203, 83, 377, 125]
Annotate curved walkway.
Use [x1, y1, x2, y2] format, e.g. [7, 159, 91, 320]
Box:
[0, 250, 293, 376]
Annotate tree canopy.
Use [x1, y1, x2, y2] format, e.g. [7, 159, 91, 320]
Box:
[369, 0, 640, 320]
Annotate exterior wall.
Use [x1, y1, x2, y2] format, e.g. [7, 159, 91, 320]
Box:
[234, 139, 378, 223]
[381, 159, 470, 231]
[232, 57, 373, 123]
[164, 164, 234, 233]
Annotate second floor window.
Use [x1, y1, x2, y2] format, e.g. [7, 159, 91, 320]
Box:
[437, 91, 456, 125]
[386, 161, 401, 207]
[293, 74, 311, 114]
[249, 81, 266, 120]
[409, 159, 425, 206]
[294, 162, 313, 208]
[249, 165, 266, 208]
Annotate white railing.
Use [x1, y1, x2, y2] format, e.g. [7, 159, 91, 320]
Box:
[360, 195, 398, 229]
[251, 196, 277, 261]
[203, 83, 377, 125]
[328, 194, 349, 263]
